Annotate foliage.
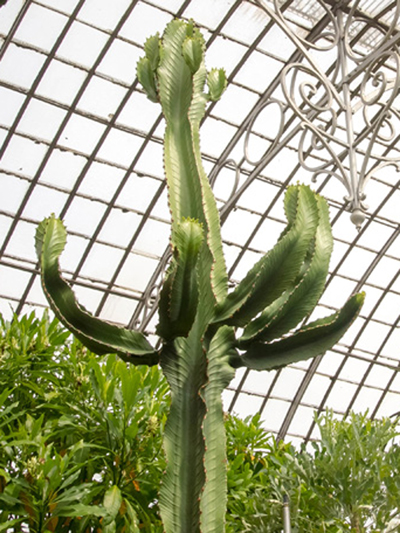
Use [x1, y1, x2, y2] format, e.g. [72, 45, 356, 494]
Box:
[34, 19, 364, 533]
[0, 311, 168, 532]
[223, 413, 299, 533]
[2, 313, 400, 532]
[293, 411, 400, 532]
[224, 411, 400, 533]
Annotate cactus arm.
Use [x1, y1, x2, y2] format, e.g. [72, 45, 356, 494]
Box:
[159, 334, 207, 533]
[140, 20, 228, 310]
[212, 185, 320, 327]
[187, 51, 228, 305]
[200, 326, 236, 533]
[157, 218, 204, 340]
[231, 292, 365, 371]
[35, 216, 158, 365]
[240, 193, 333, 345]
[136, 33, 161, 102]
[156, 20, 208, 225]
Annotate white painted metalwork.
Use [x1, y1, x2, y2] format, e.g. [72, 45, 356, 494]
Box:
[252, 0, 400, 228]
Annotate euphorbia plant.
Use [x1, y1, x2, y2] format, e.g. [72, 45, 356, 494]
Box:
[35, 19, 364, 533]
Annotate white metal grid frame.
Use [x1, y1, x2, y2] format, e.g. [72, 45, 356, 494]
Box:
[1, 0, 400, 445]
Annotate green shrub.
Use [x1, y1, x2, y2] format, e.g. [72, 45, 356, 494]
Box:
[225, 411, 400, 532]
[0, 311, 168, 532]
[2, 312, 399, 532]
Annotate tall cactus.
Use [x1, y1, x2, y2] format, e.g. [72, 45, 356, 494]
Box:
[35, 19, 364, 533]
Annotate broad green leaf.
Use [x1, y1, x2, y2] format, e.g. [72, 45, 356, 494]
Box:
[0, 388, 12, 407]
[123, 499, 141, 533]
[103, 485, 122, 521]
[231, 292, 365, 370]
[0, 468, 10, 483]
[0, 400, 22, 427]
[117, 361, 140, 411]
[102, 522, 116, 533]
[201, 326, 236, 533]
[53, 503, 105, 517]
[52, 482, 94, 504]
[59, 469, 81, 491]
[35, 216, 159, 365]
[0, 519, 24, 532]
[0, 492, 22, 507]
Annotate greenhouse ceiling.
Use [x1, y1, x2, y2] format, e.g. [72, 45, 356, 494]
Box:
[1, 0, 400, 445]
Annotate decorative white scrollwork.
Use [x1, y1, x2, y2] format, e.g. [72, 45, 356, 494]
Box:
[273, 0, 340, 53]
[244, 98, 286, 167]
[343, 0, 400, 62]
[246, 0, 400, 228]
[210, 158, 241, 205]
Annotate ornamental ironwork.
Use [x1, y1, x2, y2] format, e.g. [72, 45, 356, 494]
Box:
[234, 0, 400, 228]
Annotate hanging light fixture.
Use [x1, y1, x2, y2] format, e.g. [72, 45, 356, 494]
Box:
[250, 0, 400, 229]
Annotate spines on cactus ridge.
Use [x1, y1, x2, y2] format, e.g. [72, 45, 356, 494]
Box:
[239, 190, 333, 345]
[231, 291, 365, 371]
[211, 184, 320, 327]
